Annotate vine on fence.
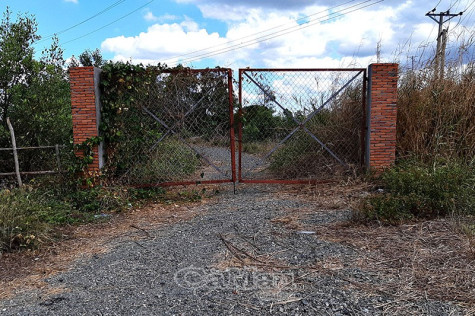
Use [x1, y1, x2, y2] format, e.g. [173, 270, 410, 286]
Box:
[98, 62, 232, 184]
[99, 62, 168, 179]
[72, 136, 103, 187]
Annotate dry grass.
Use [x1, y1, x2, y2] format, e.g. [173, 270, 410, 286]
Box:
[293, 184, 474, 309]
[397, 61, 475, 162]
[316, 219, 475, 312]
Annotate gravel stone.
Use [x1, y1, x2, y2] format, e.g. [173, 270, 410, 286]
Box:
[0, 184, 466, 315]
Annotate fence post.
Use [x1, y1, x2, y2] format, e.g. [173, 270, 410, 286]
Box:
[55, 144, 62, 172]
[69, 67, 103, 176]
[6, 117, 22, 187]
[366, 63, 399, 172]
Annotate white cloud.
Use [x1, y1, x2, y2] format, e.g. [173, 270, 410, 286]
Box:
[144, 11, 179, 23]
[102, 1, 474, 69]
[176, 0, 322, 10]
[144, 12, 159, 22]
[64, 0, 78, 3]
[102, 19, 226, 65]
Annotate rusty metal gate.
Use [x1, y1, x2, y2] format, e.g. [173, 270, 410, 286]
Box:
[117, 68, 236, 187]
[238, 68, 366, 184]
[115, 67, 366, 187]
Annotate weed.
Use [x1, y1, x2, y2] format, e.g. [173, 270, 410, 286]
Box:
[355, 160, 475, 224]
[0, 180, 170, 253]
[125, 138, 200, 184]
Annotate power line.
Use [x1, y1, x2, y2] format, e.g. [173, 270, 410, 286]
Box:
[160, 0, 360, 63]
[62, 0, 155, 45]
[165, 0, 380, 65]
[457, 0, 475, 26]
[448, 0, 460, 11]
[39, 0, 126, 43]
[176, 0, 383, 66]
[172, 0, 383, 66]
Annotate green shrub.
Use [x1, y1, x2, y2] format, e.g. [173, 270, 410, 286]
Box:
[0, 185, 111, 252]
[356, 160, 475, 224]
[0, 182, 170, 253]
[128, 186, 166, 200]
[268, 110, 362, 178]
[266, 84, 364, 178]
[241, 105, 286, 142]
[126, 139, 200, 184]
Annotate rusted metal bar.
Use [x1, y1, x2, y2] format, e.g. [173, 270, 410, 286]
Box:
[360, 69, 368, 167]
[238, 69, 244, 182]
[228, 69, 237, 183]
[240, 179, 335, 184]
[133, 179, 232, 188]
[158, 68, 230, 74]
[238, 68, 365, 183]
[242, 68, 366, 72]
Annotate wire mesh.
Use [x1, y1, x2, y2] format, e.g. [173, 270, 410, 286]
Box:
[239, 69, 366, 182]
[111, 69, 235, 186]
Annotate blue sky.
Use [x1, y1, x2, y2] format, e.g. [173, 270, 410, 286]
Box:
[1, 0, 474, 70]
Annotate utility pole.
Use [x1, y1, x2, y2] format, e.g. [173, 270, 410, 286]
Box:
[426, 8, 463, 79]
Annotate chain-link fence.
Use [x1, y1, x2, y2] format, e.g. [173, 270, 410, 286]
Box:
[109, 69, 236, 186]
[238, 69, 366, 182]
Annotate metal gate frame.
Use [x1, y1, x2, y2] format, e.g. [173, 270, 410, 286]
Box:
[237, 68, 367, 184]
[135, 68, 236, 187]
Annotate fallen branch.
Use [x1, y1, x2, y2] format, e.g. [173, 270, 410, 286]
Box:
[130, 225, 152, 239]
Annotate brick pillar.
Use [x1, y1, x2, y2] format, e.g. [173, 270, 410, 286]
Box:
[366, 63, 398, 172]
[70, 67, 103, 173]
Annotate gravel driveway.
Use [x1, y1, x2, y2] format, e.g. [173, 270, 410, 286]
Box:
[0, 184, 469, 315]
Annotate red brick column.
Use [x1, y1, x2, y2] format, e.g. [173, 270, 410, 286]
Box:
[366, 63, 398, 172]
[70, 67, 103, 173]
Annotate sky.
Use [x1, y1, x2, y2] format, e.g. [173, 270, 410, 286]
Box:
[1, 0, 474, 70]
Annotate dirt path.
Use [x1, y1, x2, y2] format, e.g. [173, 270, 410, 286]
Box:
[0, 184, 473, 315]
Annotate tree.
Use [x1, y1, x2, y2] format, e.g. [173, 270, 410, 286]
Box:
[0, 7, 39, 125]
[0, 8, 72, 172]
[67, 48, 105, 69]
[79, 48, 104, 67]
[14, 37, 72, 146]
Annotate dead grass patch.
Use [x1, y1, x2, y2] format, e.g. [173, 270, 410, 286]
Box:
[315, 219, 475, 310]
[274, 181, 371, 209]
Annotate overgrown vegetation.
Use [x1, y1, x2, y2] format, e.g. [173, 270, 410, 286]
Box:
[99, 63, 233, 184]
[356, 160, 475, 224]
[357, 38, 475, 224]
[0, 178, 172, 252]
[0, 9, 208, 253]
[1, 5, 474, 253]
[269, 85, 364, 178]
[397, 63, 475, 162]
[0, 8, 72, 174]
